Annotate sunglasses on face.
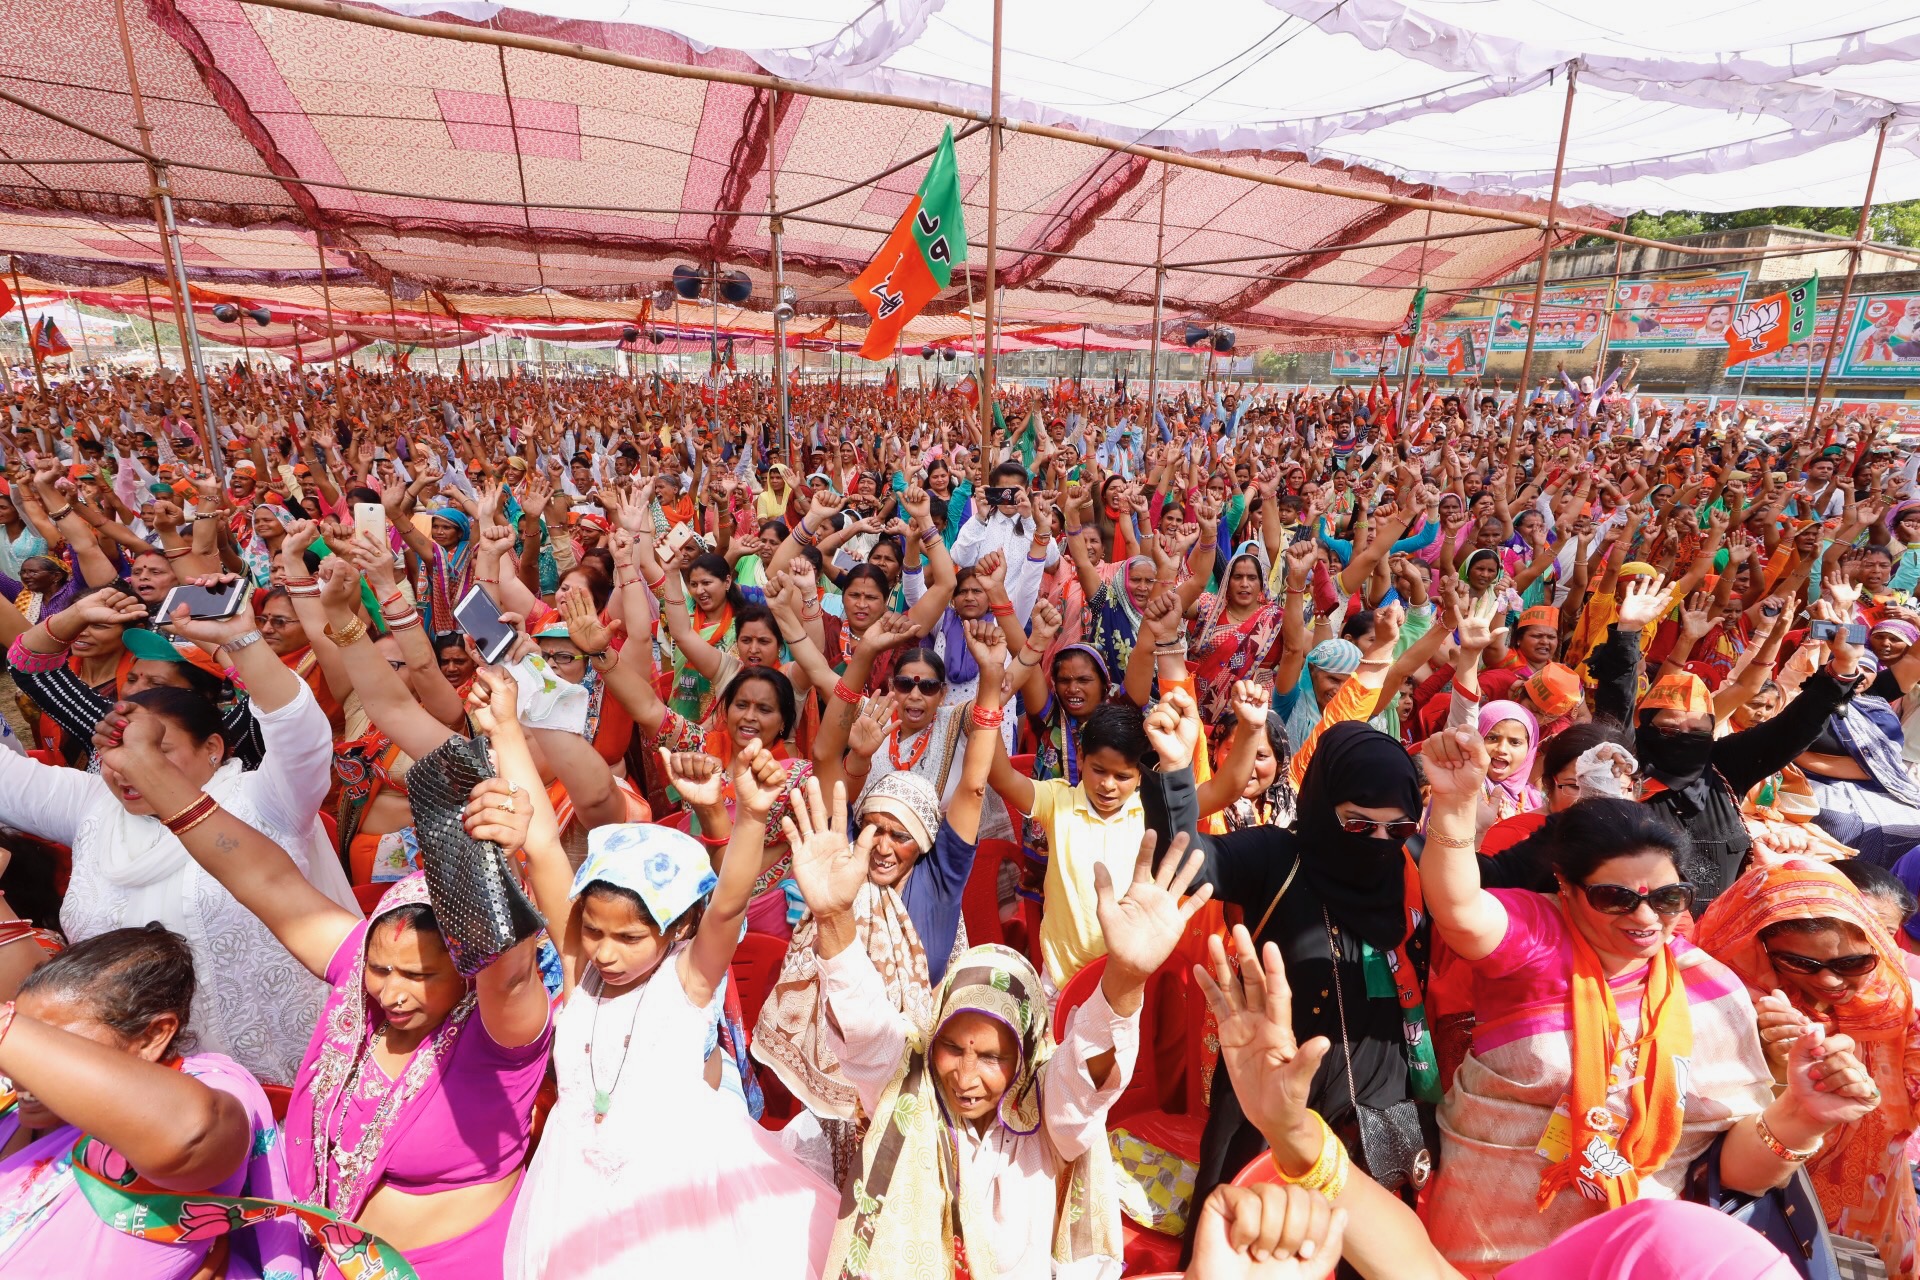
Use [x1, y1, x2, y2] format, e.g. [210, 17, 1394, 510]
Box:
[1766, 949, 1879, 978]
[1581, 882, 1697, 917]
[891, 675, 943, 696]
[1338, 817, 1420, 839]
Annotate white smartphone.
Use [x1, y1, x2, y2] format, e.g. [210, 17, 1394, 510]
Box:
[453, 583, 517, 665]
[661, 521, 696, 559]
[353, 501, 388, 546]
[158, 578, 247, 623]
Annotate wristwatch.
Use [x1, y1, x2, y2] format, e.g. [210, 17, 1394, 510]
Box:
[224, 629, 264, 654]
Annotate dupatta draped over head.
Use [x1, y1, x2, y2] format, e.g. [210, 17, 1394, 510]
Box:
[820, 944, 1120, 1280]
[1695, 858, 1920, 1274]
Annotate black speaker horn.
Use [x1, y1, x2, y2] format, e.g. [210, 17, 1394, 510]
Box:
[1182, 321, 1210, 348]
[719, 270, 752, 305]
[211, 303, 238, 323]
[621, 326, 640, 343]
[1211, 327, 1236, 353]
[245, 307, 272, 327]
[672, 264, 704, 300]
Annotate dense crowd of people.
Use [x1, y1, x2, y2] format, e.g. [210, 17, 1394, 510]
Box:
[0, 357, 1918, 1279]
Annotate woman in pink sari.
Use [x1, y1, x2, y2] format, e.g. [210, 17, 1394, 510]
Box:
[93, 671, 553, 1280]
[0, 926, 310, 1279]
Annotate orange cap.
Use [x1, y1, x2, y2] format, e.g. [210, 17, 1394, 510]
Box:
[1516, 604, 1559, 635]
[1642, 671, 1712, 719]
[1521, 663, 1583, 718]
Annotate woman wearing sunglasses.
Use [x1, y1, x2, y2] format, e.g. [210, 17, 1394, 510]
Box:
[1697, 858, 1920, 1279]
[1419, 726, 1881, 1276]
[1146, 710, 1434, 1263]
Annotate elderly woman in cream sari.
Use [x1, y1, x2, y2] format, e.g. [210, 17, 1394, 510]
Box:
[781, 767, 1211, 1280]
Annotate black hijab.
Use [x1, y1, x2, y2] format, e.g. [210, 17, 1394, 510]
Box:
[1294, 721, 1423, 950]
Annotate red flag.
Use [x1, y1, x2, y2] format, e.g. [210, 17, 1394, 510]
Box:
[0, 276, 13, 318]
[883, 366, 900, 400]
[956, 373, 979, 407]
[458, 353, 471, 383]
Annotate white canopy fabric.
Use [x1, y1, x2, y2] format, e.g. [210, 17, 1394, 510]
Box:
[372, 0, 1920, 213]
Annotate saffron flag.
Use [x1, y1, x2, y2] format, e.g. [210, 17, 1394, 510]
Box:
[1394, 285, 1426, 348]
[848, 127, 967, 360]
[1724, 274, 1817, 367]
[882, 365, 899, 399]
[955, 372, 980, 407]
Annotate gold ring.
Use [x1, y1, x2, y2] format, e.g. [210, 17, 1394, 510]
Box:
[504, 795, 516, 814]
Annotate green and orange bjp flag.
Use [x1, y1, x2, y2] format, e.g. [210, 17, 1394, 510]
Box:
[850, 127, 967, 360]
[1724, 274, 1817, 366]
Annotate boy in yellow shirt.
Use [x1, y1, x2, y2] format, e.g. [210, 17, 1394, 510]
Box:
[989, 702, 1152, 991]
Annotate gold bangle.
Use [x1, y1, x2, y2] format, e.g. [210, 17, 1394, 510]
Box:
[1754, 1111, 1822, 1163]
[1277, 1113, 1340, 1189]
[1425, 829, 1476, 850]
[324, 616, 368, 648]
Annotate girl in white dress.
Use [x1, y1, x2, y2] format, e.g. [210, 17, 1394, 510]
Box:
[502, 710, 835, 1280]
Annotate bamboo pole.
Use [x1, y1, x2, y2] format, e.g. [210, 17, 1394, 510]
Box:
[769, 91, 790, 457]
[10, 259, 46, 394]
[139, 275, 164, 369]
[978, 0, 1003, 491]
[110, 0, 216, 459]
[1809, 118, 1890, 438]
[1147, 163, 1167, 415]
[1513, 63, 1579, 420]
[1590, 236, 1624, 380]
[223, 0, 1798, 266]
[314, 233, 340, 367]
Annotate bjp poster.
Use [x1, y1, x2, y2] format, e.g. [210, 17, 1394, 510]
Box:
[1608, 273, 1748, 349]
[1490, 284, 1610, 351]
[1841, 293, 1920, 380]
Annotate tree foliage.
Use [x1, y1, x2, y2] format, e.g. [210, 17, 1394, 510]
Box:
[1578, 201, 1920, 249]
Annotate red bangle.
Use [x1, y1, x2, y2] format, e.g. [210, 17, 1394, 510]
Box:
[160, 793, 219, 836]
[989, 600, 1015, 618]
[282, 575, 318, 587]
[646, 574, 667, 593]
[971, 704, 1005, 730]
[476, 577, 499, 585]
[162, 546, 191, 561]
[832, 679, 862, 706]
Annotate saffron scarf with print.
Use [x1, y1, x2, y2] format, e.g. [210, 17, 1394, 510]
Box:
[1537, 900, 1693, 1211]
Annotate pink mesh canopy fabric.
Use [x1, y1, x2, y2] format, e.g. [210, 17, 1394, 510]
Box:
[0, 0, 1621, 350]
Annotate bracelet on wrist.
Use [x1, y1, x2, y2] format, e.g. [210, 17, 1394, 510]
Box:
[160, 792, 220, 836]
[832, 679, 862, 707]
[988, 600, 1016, 619]
[971, 704, 1006, 730]
[46, 506, 72, 522]
[325, 616, 368, 648]
[1754, 1110, 1823, 1163]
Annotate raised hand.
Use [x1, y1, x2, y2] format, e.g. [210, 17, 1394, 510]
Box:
[1028, 599, 1063, 650]
[1676, 591, 1714, 642]
[961, 617, 1009, 679]
[659, 748, 727, 810]
[1421, 726, 1491, 805]
[1454, 592, 1505, 653]
[1614, 571, 1676, 631]
[461, 775, 533, 852]
[1142, 685, 1201, 771]
[779, 773, 872, 920]
[463, 665, 522, 738]
[559, 582, 618, 655]
[731, 738, 788, 823]
[1094, 830, 1212, 991]
[1188, 1183, 1345, 1280]
[1196, 924, 1337, 1174]
[163, 573, 260, 647]
[1230, 678, 1269, 727]
[857, 610, 921, 653]
[846, 695, 893, 759]
[973, 548, 1007, 593]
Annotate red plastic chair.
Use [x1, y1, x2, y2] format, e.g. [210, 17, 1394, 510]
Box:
[1231, 1150, 1283, 1186]
[660, 807, 695, 835]
[728, 932, 790, 1039]
[962, 838, 1023, 951]
[261, 1083, 293, 1122]
[352, 881, 388, 917]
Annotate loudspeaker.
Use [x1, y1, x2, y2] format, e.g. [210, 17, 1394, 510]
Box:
[1183, 321, 1210, 348]
[672, 264, 704, 300]
[719, 270, 753, 304]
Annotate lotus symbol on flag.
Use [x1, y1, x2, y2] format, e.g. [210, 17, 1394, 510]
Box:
[1733, 299, 1780, 346]
[869, 256, 907, 320]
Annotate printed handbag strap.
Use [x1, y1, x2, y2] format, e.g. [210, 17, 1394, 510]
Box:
[71, 1134, 418, 1280]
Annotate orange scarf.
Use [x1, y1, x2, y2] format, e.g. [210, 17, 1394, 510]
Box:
[1539, 899, 1693, 1210]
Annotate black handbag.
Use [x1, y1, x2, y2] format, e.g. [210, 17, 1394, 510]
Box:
[407, 733, 546, 976]
[1685, 1129, 1842, 1280]
[1325, 911, 1434, 1191]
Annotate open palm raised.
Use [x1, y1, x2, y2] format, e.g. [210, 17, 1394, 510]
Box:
[1195, 924, 1333, 1155]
